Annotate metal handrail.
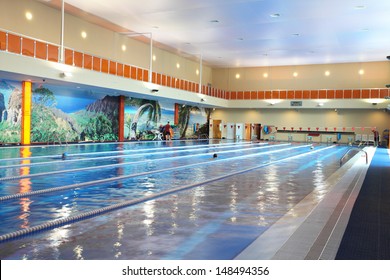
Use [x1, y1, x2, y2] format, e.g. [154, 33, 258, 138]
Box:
[340, 147, 368, 166]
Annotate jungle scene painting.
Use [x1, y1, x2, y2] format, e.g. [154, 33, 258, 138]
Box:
[29, 84, 119, 143]
[124, 97, 210, 140]
[0, 80, 22, 143]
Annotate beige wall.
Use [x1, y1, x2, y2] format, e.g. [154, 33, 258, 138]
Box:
[212, 62, 390, 91]
[0, 0, 213, 84]
[211, 108, 390, 138]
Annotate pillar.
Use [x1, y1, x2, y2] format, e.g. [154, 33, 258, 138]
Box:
[118, 95, 125, 142]
[21, 81, 32, 145]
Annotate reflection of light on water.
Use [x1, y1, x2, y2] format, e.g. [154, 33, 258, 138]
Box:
[143, 200, 155, 236]
[114, 220, 124, 258]
[73, 245, 84, 260]
[190, 187, 205, 221]
[229, 184, 238, 223]
[169, 195, 179, 234]
[18, 147, 32, 229]
[312, 162, 328, 200]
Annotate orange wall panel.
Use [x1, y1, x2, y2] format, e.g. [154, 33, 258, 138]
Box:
[64, 48, 73, 65]
[8, 33, 21, 54]
[47, 44, 59, 62]
[167, 76, 171, 87]
[84, 54, 92, 69]
[271, 90, 279, 99]
[258, 91, 265, 99]
[380, 89, 388, 98]
[280, 90, 287, 99]
[162, 75, 167, 86]
[319, 90, 326, 99]
[352, 89, 361, 98]
[361, 89, 370, 98]
[327, 90, 335, 99]
[156, 73, 161, 84]
[335, 90, 343, 98]
[0, 31, 6, 50]
[371, 89, 379, 98]
[137, 68, 143, 80]
[231, 91, 237, 100]
[109, 61, 117, 75]
[250, 91, 257, 99]
[237, 91, 244, 99]
[35, 41, 47, 60]
[93, 57, 101, 71]
[310, 90, 318, 99]
[117, 63, 123, 76]
[101, 59, 109, 73]
[344, 89, 352, 99]
[287, 90, 294, 99]
[302, 90, 310, 99]
[130, 67, 137, 79]
[21, 38, 34, 57]
[295, 90, 302, 99]
[124, 65, 130, 78]
[74, 51, 83, 68]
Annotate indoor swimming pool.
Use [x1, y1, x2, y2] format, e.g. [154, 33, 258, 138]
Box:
[0, 140, 353, 259]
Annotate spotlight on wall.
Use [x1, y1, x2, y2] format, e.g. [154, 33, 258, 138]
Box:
[60, 72, 72, 78]
[151, 89, 159, 93]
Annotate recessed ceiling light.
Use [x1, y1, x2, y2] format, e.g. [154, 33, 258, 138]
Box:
[121, 44, 126, 51]
[359, 69, 364, 75]
[293, 72, 298, 77]
[263, 73, 268, 78]
[235, 73, 240, 79]
[176, 63, 180, 69]
[325, 71, 330, 76]
[152, 55, 156, 61]
[25, 11, 33, 21]
[270, 13, 280, 18]
[81, 31, 87, 39]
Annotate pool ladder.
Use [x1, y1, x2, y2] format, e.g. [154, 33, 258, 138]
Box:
[339, 147, 368, 166]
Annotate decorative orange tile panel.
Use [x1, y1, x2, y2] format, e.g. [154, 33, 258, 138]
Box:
[21, 37, 34, 57]
[327, 90, 335, 99]
[287, 90, 294, 99]
[310, 90, 318, 99]
[0, 31, 6, 50]
[295, 90, 302, 99]
[344, 89, 352, 99]
[84, 54, 92, 70]
[101, 59, 109, 73]
[335, 90, 343, 98]
[74, 51, 83, 68]
[361, 89, 370, 98]
[137, 68, 143, 80]
[302, 90, 310, 99]
[116, 63, 123, 76]
[319, 90, 326, 99]
[143, 69, 148, 82]
[352, 89, 361, 98]
[93, 57, 101, 71]
[250, 91, 257, 99]
[35, 41, 47, 60]
[244, 91, 250, 99]
[124, 65, 130, 78]
[130, 66, 137, 79]
[380, 89, 388, 98]
[7, 34, 21, 54]
[370, 89, 379, 98]
[280, 90, 287, 99]
[258, 91, 265, 99]
[47, 44, 59, 62]
[109, 61, 117, 75]
[272, 90, 279, 99]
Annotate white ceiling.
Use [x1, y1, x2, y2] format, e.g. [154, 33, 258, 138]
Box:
[46, 0, 390, 68]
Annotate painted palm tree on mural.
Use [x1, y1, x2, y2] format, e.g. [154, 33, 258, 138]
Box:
[127, 98, 161, 139]
[178, 105, 200, 139]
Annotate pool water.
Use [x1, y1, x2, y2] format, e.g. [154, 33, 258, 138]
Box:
[0, 140, 349, 259]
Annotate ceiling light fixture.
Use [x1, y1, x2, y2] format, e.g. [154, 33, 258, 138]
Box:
[25, 11, 33, 21]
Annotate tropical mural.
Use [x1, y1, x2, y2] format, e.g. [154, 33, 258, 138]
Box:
[1, 78, 210, 144]
[0, 80, 22, 143]
[30, 84, 119, 143]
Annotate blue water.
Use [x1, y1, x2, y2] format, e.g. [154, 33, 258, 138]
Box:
[0, 140, 350, 259]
